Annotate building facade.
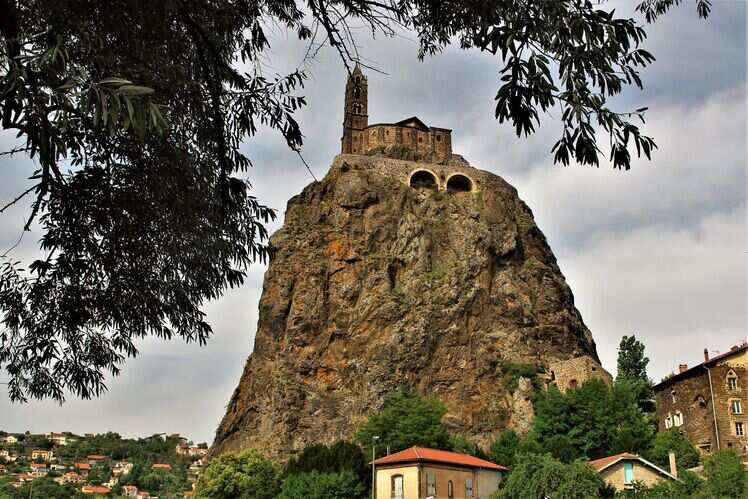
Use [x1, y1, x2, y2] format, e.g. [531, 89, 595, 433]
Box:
[373, 447, 506, 499]
[341, 65, 453, 160]
[589, 453, 677, 492]
[653, 344, 748, 455]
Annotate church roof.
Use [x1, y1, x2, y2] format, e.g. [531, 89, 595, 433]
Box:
[395, 116, 430, 130]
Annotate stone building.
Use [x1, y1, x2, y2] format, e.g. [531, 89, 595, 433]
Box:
[547, 355, 613, 393]
[653, 343, 748, 456]
[341, 65, 453, 161]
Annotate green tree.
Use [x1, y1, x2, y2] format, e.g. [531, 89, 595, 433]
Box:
[644, 430, 700, 472]
[194, 449, 280, 499]
[704, 450, 746, 498]
[278, 470, 366, 499]
[532, 379, 653, 459]
[488, 431, 521, 469]
[355, 391, 451, 456]
[0, 0, 710, 401]
[283, 441, 369, 488]
[616, 335, 654, 411]
[490, 454, 605, 499]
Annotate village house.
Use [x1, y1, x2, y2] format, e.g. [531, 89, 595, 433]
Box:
[112, 460, 134, 476]
[29, 462, 48, 476]
[88, 453, 108, 465]
[152, 463, 172, 471]
[653, 343, 748, 456]
[372, 446, 507, 499]
[55, 471, 83, 485]
[122, 484, 139, 497]
[0, 449, 9, 460]
[82, 484, 112, 495]
[46, 432, 72, 446]
[4, 435, 18, 444]
[75, 462, 92, 476]
[50, 463, 67, 471]
[31, 448, 54, 461]
[589, 453, 678, 492]
[137, 490, 152, 499]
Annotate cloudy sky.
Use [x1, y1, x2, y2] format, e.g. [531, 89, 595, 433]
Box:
[1, 2, 746, 445]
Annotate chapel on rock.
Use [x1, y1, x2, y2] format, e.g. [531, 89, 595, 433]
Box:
[341, 65, 453, 161]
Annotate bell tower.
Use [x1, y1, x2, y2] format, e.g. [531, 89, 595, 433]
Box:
[341, 65, 368, 154]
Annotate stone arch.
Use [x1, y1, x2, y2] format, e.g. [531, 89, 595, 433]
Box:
[409, 169, 439, 191]
[446, 173, 474, 193]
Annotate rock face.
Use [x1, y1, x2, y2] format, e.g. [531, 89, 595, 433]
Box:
[211, 153, 599, 459]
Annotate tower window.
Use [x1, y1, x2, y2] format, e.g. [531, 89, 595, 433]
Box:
[355, 76, 360, 84]
[436, 135, 441, 142]
[353, 87, 361, 98]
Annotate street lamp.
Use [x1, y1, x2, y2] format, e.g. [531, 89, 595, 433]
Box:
[371, 436, 380, 499]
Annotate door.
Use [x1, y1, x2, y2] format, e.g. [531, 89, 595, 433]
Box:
[624, 462, 634, 484]
[392, 475, 404, 499]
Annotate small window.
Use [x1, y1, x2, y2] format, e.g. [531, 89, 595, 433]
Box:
[665, 414, 673, 429]
[436, 135, 441, 142]
[418, 136, 423, 142]
[448, 480, 454, 498]
[355, 76, 361, 84]
[624, 462, 634, 484]
[465, 478, 473, 498]
[732, 400, 744, 414]
[391, 474, 404, 499]
[353, 87, 361, 98]
[386, 130, 389, 136]
[673, 411, 684, 427]
[426, 472, 436, 496]
[736, 422, 745, 437]
[671, 389, 677, 403]
[728, 372, 739, 391]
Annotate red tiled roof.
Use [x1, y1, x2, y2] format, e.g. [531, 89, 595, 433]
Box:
[87, 454, 107, 460]
[82, 485, 111, 494]
[589, 453, 639, 471]
[75, 462, 92, 470]
[152, 463, 172, 470]
[372, 446, 507, 471]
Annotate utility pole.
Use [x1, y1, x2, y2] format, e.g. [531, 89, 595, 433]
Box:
[371, 436, 380, 499]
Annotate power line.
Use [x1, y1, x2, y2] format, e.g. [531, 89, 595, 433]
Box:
[295, 150, 318, 181]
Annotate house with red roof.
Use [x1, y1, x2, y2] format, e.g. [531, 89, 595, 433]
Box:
[152, 463, 172, 471]
[75, 462, 91, 476]
[372, 446, 507, 499]
[589, 452, 677, 492]
[81, 484, 111, 495]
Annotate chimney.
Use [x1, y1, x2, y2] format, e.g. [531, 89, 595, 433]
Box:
[731, 345, 739, 352]
[703, 348, 709, 362]
[678, 364, 688, 373]
[668, 451, 678, 478]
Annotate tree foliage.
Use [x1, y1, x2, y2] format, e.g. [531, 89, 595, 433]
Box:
[283, 441, 369, 487]
[277, 470, 366, 499]
[703, 450, 746, 499]
[355, 390, 451, 456]
[490, 453, 605, 499]
[194, 449, 279, 499]
[0, 0, 709, 401]
[532, 379, 653, 459]
[644, 430, 700, 472]
[616, 335, 654, 412]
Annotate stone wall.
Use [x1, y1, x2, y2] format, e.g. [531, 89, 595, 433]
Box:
[548, 355, 613, 393]
[363, 125, 452, 160]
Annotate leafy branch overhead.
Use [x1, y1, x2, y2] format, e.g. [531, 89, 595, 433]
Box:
[0, 0, 708, 402]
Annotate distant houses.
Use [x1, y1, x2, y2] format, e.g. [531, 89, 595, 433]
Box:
[30, 448, 54, 461]
[152, 463, 172, 471]
[176, 442, 208, 457]
[81, 484, 112, 495]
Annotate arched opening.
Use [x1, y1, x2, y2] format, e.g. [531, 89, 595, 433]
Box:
[568, 379, 578, 390]
[353, 86, 361, 98]
[409, 170, 438, 191]
[447, 174, 473, 193]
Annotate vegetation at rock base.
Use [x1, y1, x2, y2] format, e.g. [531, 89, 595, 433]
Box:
[354, 390, 451, 456]
[0, 0, 711, 402]
[703, 450, 747, 498]
[194, 449, 280, 499]
[531, 379, 653, 460]
[282, 441, 369, 487]
[277, 470, 366, 499]
[489, 453, 606, 499]
[644, 430, 700, 472]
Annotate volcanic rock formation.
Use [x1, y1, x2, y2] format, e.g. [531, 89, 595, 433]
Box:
[211, 153, 600, 459]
